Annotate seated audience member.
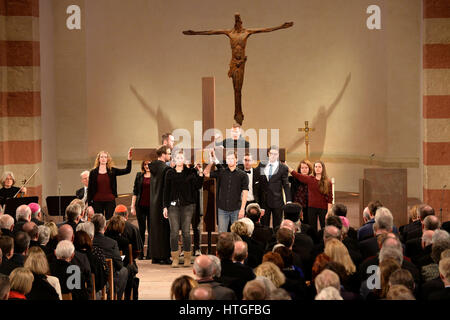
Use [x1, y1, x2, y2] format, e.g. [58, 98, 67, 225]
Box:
[274, 227, 303, 270]
[367, 258, 401, 300]
[243, 279, 267, 300]
[23, 222, 39, 248]
[28, 203, 44, 226]
[50, 240, 89, 300]
[245, 203, 273, 250]
[76, 221, 95, 240]
[0, 214, 14, 237]
[233, 240, 248, 264]
[388, 269, 415, 295]
[421, 249, 450, 300]
[267, 287, 292, 300]
[74, 230, 107, 298]
[44, 222, 59, 253]
[403, 204, 435, 243]
[359, 207, 394, 260]
[230, 220, 263, 268]
[170, 275, 197, 300]
[262, 252, 284, 270]
[8, 267, 33, 300]
[114, 205, 143, 260]
[314, 269, 341, 296]
[386, 284, 416, 300]
[37, 225, 51, 255]
[0, 274, 10, 300]
[411, 229, 434, 268]
[0, 236, 15, 275]
[324, 261, 360, 300]
[24, 247, 59, 300]
[254, 262, 285, 289]
[339, 216, 362, 266]
[104, 215, 130, 265]
[406, 215, 440, 259]
[189, 285, 214, 300]
[357, 201, 383, 241]
[400, 204, 421, 242]
[92, 214, 128, 299]
[10, 232, 30, 269]
[13, 205, 32, 234]
[315, 286, 343, 300]
[193, 255, 236, 300]
[421, 230, 450, 283]
[312, 253, 332, 284]
[208, 255, 221, 281]
[428, 257, 450, 300]
[217, 232, 255, 300]
[61, 204, 83, 232]
[274, 246, 308, 300]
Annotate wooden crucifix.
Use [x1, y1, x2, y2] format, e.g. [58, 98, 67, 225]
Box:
[298, 121, 315, 160]
[183, 13, 294, 125]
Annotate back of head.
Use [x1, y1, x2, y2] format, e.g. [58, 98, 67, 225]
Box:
[233, 240, 248, 263]
[379, 246, 403, 265]
[55, 240, 75, 260]
[0, 274, 10, 300]
[276, 227, 294, 248]
[374, 207, 394, 232]
[419, 204, 435, 221]
[315, 286, 343, 300]
[0, 214, 14, 230]
[243, 279, 267, 300]
[423, 215, 440, 231]
[193, 255, 214, 279]
[106, 215, 125, 234]
[0, 236, 14, 258]
[23, 222, 38, 240]
[332, 203, 347, 217]
[323, 225, 342, 242]
[74, 230, 93, 251]
[208, 255, 221, 278]
[230, 221, 249, 237]
[431, 230, 450, 263]
[9, 267, 34, 295]
[114, 204, 129, 219]
[274, 246, 293, 269]
[65, 204, 81, 222]
[58, 224, 74, 241]
[368, 200, 383, 217]
[262, 251, 284, 270]
[239, 218, 254, 236]
[189, 285, 214, 300]
[283, 202, 302, 223]
[280, 219, 295, 232]
[14, 231, 30, 254]
[389, 269, 415, 292]
[254, 262, 286, 288]
[268, 288, 292, 300]
[324, 238, 356, 275]
[439, 257, 450, 283]
[379, 258, 401, 297]
[314, 269, 340, 293]
[325, 215, 343, 230]
[91, 214, 106, 234]
[170, 275, 197, 300]
[76, 221, 95, 240]
[245, 206, 261, 224]
[37, 225, 50, 246]
[24, 246, 49, 275]
[16, 205, 31, 222]
[216, 232, 235, 260]
[386, 284, 415, 300]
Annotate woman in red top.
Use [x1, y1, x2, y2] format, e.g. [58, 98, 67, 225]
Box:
[8, 267, 34, 300]
[87, 149, 132, 220]
[288, 160, 333, 233]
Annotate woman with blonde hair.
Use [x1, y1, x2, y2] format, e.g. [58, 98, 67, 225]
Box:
[44, 221, 59, 252]
[254, 262, 286, 288]
[324, 239, 356, 276]
[8, 267, 33, 300]
[87, 149, 132, 219]
[24, 246, 60, 300]
[289, 159, 312, 224]
[288, 160, 333, 232]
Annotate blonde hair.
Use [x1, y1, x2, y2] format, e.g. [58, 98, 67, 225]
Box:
[254, 262, 285, 288]
[94, 151, 114, 170]
[0, 171, 15, 187]
[25, 246, 50, 275]
[230, 221, 250, 237]
[45, 222, 58, 240]
[9, 267, 34, 295]
[408, 205, 420, 222]
[324, 239, 356, 275]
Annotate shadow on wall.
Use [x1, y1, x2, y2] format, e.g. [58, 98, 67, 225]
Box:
[288, 73, 352, 160]
[130, 85, 175, 144]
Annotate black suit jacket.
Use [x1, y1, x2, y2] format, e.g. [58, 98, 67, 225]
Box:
[93, 233, 123, 272]
[220, 259, 255, 300]
[251, 223, 274, 251]
[197, 279, 237, 300]
[87, 160, 132, 204]
[359, 236, 380, 261]
[76, 187, 87, 200]
[26, 273, 59, 300]
[243, 167, 261, 204]
[401, 220, 422, 243]
[49, 259, 89, 300]
[257, 162, 291, 209]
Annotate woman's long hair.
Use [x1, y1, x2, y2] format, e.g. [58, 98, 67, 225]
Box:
[93, 151, 113, 170]
[313, 160, 330, 195]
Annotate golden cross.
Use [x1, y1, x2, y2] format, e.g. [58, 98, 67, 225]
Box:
[298, 121, 315, 160]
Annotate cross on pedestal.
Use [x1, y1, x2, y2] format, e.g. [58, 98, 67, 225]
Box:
[298, 121, 315, 160]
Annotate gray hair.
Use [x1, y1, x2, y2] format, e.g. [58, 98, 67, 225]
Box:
[379, 247, 403, 265]
[193, 256, 215, 278]
[315, 269, 341, 293]
[431, 230, 450, 263]
[239, 218, 254, 236]
[315, 286, 343, 300]
[432, 229, 450, 244]
[323, 225, 342, 242]
[55, 240, 75, 260]
[80, 171, 90, 178]
[0, 214, 14, 230]
[37, 225, 50, 246]
[0, 172, 15, 187]
[363, 207, 371, 221]
[374, 207, 393, 232]
[255, 276, 277, 295]
[208, 255, 221, 278]
[76, 221, 95, 240]
[423, 215, 440, 231]
[16, 205, 31, 222]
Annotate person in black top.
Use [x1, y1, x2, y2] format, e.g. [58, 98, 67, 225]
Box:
[163, 151, 204, 268]
[0, 171, 26, 209]
[131, 160, 151, 259]
[204, 149, 249, 233]
[87, 149, 132, 219]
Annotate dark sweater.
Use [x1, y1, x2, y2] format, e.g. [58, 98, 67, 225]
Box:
[163, 166, 203, 208]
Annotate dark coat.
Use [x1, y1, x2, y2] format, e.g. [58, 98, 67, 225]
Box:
[257, 162, 292, 209]
[93, 233, 123, 272]
[251, 223, 274, 251]
[49, 259, 89, 300]
[87, 160, 132, 204]
[26, 273, 59, 300]
[148, 160, 171, 260]
[76, 187, 87, 200]
[401, 220, 422, 243]
[219, 259, 255, 300]
[197, 279, 237, 300]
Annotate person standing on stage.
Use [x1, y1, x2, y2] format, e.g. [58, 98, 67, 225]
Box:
[0, 172, 27, 207]
[131, 160, 151, 259]
[87, 149, 132, 220]
[288, 160, 333, 233]
[163, 151, 204, 268]
[148, 145, 172, 265]
[257, 146, 292, 230]
[242, 153, 261, 210]
[204, 150, 249, 233]
[289, 159, 313, 224]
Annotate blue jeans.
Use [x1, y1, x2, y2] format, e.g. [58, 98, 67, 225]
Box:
[218, 209, 239, 233]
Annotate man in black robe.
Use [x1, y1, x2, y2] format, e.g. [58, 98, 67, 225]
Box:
[148, 145, 172, 264]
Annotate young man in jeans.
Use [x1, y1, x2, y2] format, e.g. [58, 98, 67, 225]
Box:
[205, 150, 249, 233]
